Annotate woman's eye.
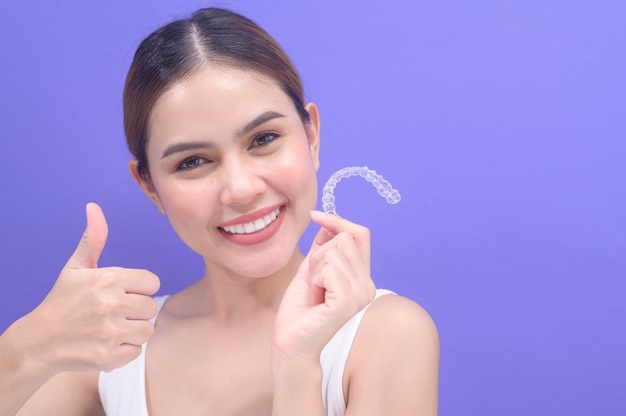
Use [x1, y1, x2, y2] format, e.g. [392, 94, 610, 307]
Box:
[251, 132, 279, 148]
[175, 156, 210, 171]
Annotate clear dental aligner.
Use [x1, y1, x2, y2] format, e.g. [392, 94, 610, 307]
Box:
[322, 166, 402, 215]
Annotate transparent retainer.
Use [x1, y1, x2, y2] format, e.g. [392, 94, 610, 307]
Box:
[322, 166, 401, 215]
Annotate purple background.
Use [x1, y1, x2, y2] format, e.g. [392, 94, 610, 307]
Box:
[1, 1, 624, 414]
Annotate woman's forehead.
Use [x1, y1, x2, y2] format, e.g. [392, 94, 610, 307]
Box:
[154, 66, 289, 115]
[145, 67, 297, 149]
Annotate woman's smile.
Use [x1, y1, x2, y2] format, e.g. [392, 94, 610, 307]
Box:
[218, 205, 285, 245]
[139, 66, 320, 277]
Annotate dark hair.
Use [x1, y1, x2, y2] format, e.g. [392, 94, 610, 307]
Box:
[124, 7, 310, 180]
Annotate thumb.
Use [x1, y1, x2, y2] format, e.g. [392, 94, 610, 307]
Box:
[299, 246, 327, 306]
[309, 210, 337, 250]
[297, 250, 311, 277]
[302, 212, 335, 275]
[65, 202, 109, 269]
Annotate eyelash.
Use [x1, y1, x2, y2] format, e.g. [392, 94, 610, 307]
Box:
[250, 132, 279, 149]
[174, 132, 280, 172]
[175, 156, 210, 172]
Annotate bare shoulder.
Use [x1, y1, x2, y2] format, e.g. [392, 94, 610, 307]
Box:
[351, 293, 439, 364]
[17, 371, 103, 416]
[365, 293, 438, 338]
[344, 294, 439, 415]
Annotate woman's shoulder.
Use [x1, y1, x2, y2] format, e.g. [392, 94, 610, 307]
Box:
[342, 293, 440, 413]
[366, 292, 438, 337]
[347, 291, 439, 374]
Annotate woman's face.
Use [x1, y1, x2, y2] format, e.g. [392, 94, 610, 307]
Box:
[134, 66, 320, 278]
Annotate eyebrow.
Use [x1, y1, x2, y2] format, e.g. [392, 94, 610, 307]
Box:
[236, 111, 286, 137]
[160, 111, 287, 159]
[161, 141, 214, 159]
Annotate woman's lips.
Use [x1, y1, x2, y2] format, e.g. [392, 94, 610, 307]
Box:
[218, 205, 285, 245]
[220, 207, 280, 234]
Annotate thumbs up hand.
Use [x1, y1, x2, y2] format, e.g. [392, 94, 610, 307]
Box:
[64, 201, 110, 270]
[28, 203, 160, 374]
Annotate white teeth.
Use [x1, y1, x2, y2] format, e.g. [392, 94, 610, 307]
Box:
[221, 208, 280, 235]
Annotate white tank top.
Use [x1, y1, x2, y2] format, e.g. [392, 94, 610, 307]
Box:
[99, 289, 394, 415]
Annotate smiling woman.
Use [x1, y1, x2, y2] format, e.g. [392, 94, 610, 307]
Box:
[137, 65, 321, 265]
[1, 7, 439, 416]
[124, 9, 311, 183]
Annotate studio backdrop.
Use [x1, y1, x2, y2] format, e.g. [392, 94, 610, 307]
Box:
[0, 1, 624, 415]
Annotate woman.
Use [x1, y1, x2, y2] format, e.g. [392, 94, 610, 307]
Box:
[1, 7, 439, 415]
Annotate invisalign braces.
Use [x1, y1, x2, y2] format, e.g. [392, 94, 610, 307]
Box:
[322, 166, 401, 215]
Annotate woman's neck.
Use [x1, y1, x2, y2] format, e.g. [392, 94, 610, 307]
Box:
[167, 249, 304, 323]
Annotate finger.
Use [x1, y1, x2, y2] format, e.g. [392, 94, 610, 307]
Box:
[101, 344, 143, 372]
[307, 232, 366, 285]
[118, 268, 161, 296]
[310, 252, 374, 315]
[332, 232, 372, 283]
[297, 250, 311, 276]
[65, 203, 109, 270]
[309, 233, 374, 300]
[121, 294, 159, 320]
[309, 210, 371, 264]
[119, 320, 155, 346]
[305, 210, 348, 258]
[309, 260, 362, 317]
[309, 240, 364, 291]
[309, 212, 337, 248]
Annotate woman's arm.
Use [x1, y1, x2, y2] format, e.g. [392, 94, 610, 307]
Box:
[1, 203, 160, 415]
[270, 356, 326, 416]
[0, 317, 55, 416]
[0, 316, 103, 416]
[272, 211, 438, 415]
[271, 211, 377, 416]
[344, 295, 440, 416]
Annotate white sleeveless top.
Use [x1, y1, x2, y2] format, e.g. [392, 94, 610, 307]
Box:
[99, 289, 394, 415]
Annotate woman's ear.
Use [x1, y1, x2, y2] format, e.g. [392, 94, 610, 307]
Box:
[128, 159, 166, 215]
[304, 102, 321, 172]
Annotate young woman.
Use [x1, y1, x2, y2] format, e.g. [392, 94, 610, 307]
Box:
[1, 7, 439, 415]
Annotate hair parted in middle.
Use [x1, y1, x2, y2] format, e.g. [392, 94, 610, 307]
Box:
[123, 7, 311, 180]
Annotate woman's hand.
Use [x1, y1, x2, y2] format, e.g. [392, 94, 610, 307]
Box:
[14, 203, 160, 375]
[272, 210, 376, 364]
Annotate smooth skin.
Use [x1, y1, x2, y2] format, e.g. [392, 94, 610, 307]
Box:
[1, 203, 156, 415]
[2, 66, 439, 416]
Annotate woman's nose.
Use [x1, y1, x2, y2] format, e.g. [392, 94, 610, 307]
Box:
[219, 156, 266, 207]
